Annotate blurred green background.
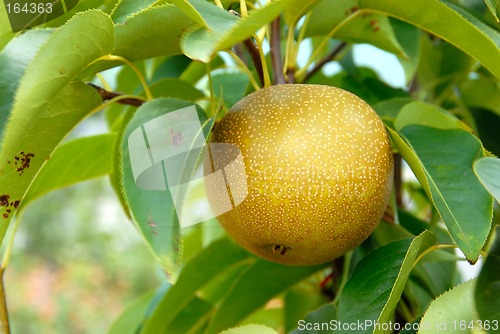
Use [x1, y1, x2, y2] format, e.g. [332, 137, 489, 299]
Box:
[5, 115, 162, 333]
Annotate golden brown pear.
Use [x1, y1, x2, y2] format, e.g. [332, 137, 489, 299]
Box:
[204, 84, 393, 265]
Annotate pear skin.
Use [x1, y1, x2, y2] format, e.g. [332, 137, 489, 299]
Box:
[205, 84, 394, 265]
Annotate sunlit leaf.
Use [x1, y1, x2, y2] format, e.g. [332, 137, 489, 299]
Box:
[394, 102, 465, 131]
[181, 0, 307, 62]
[82, 4, 196, 76]
[358, 0, 500, 80]
[219, 324, 278, 334]
[284, 0, 318, 26]
[111, 0, 158, 23]
[304, 0, 405, 56]
[418, 279, 480, 334]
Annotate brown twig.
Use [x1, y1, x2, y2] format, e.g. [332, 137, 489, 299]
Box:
[242, 39, 265, 87]
[303, 41, 347, 83]
[408, 76, 419, 96]
[87, 83, 144, 107]
[0, 268, 10, 334]
[270, 17, 285, 85]
[229, 10, 265, 87]
[286, 68, 296, 83]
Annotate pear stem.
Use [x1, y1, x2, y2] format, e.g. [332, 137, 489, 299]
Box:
[270, 17, 285, 85]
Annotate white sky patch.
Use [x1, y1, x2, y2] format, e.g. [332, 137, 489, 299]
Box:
[353, 43, 406, 88]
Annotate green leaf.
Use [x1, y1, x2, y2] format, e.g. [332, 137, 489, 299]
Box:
[0, 10, 114, 243]
[284, 288, 329, 333]
[475, 226, 500, 329]
[470, 107, 500, 158]
[5, 0, 79, 33]
[21, 134, 116, 208]
[484, 0, 500, 21]
[284, 0, 318, 26]
[0, 4, 16, 50]
[219, 324, 278, 334]
[151, 55, 193, 82]
[241, 307, 282, 331]
[304, 0, 405, 56]
[164, 296, 213, 334]
[395, 125, 492, 262]
[111, 0, 158, 23]
[148, 78, 205, 101]
[373, 97, 414, 124]
[336, 231, 435, 334]
[120, 98, 211, 278]
[211, 72, 250, 108]
[418, 279, 480, 334]
[140, 238, 251, 333]
[198, 260, 249, 305]
[106, 290, 157, 334]
[391, 18, 420, 83]
[0, 29, 53, 144]
[358, 0, 500, 80]
[459, 76, 500, 117]
[83, 4, 196, 76]
[204, 260, 328, 334]
[180, 55, 225, 84]
[394, 101, 465, 131]
[181, 0, 306, 62]
[323, 67, 408, 106]
[474, 157, 500, 204]
[170, 0, 217, 27]
[417, 35, 473, 103]
[115, 4, 193, 61]
[289, 304, 337, 334]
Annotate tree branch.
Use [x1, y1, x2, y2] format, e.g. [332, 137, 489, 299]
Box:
[242, 38, 265, 87]
[303, 41, 347, 83]
[230, 10, 265, 87]
[270, 17, 285, 85]
[87, 83, 145, 107]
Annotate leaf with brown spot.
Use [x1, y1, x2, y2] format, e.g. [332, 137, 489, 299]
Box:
[0, 11, 113, 243]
